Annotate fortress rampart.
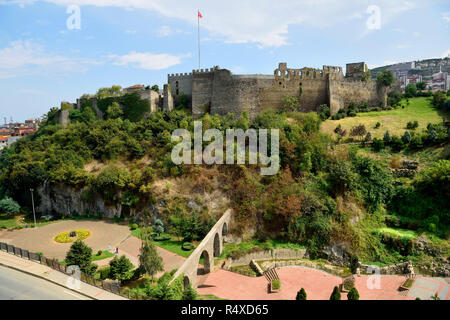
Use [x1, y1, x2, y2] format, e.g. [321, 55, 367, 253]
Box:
[167, 62, 385, 118]
[59, 61, 386, 126]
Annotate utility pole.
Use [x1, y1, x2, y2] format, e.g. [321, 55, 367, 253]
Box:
[30, 188, 36, 228]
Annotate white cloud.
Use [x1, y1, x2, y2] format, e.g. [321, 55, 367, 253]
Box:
[0, 0, 432, 48]
[396, 44, 408, 49]
[108, 51, 190, 70]
[443, 12, 450, 23]
[0, 40, 98, 79]
[125, 29, 136, 35]
[156, 26, 172, 37]
[441, 50, 450, 58]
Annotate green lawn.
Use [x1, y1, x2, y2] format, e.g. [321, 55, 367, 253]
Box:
[91, 250, 115, 261]
[321, 97, 443, 140]
[0, 214, 21, 229]
[375, 227, 419, 240]
[151, 238, 194, 258]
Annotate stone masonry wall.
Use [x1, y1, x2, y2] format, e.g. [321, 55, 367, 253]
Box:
[328, 80, 386, 114]
[225, 248, 307, 267]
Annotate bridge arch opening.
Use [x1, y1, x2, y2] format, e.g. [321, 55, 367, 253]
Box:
[183, 276, 190, 289]
[197, 250, 210, 275]
[222, 222, 228, 236]
[213, 233, 220, 257]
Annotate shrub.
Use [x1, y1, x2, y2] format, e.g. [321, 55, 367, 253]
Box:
[0, 197, 20, 215]
[390, 136, 405, 152]
[296, 288, 307, 300]
[343, 277, 355, 291]
[182, 242, 195, 251]
[97, 250, 102, 256]
[153, 234, 171, 241]
[130, 223, 139, 230]
[347, 287, 360, 300]
[330, 286, 341, 300]
[375, 122, 381, 129]
[372, 138, 384, 152]
[182, 283, 198, 300]
[99, 266, 111, 280]
[109, 255, 134, 283]
[272, 279, 281, 290]
[402, 131, 411, 145]
[383, 131, 391, 144]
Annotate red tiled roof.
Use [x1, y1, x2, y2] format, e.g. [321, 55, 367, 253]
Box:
[0, 137, 7, 142]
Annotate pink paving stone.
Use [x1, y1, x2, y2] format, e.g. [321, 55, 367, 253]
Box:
[197, 267, 414, 300]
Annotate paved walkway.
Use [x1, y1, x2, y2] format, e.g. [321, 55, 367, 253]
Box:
[197, 267, 417, 300]
[0, 250, 126, 300]
[0, 220, 131, 260]
[407, 276, 450, 300]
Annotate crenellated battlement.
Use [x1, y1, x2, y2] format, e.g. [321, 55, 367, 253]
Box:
[168, 66, 221, 80]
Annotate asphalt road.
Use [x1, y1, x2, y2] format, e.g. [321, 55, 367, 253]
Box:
[0, 265, 91, 300]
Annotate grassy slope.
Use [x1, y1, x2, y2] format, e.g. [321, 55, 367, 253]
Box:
[321, 97, 443, 139]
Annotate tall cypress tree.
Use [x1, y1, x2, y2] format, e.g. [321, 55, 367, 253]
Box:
[296, 288, 307, 300]
[330, 286, 341, 300]
[139, 227, 164, 281]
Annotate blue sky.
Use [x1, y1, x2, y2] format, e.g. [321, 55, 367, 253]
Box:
[0, 0, 449, 122]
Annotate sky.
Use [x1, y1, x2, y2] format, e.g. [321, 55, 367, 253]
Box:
[0, 0, 449, 122]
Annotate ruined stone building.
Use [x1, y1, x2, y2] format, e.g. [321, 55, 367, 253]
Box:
[59, 61, 386, 125]
[167, 62, 386, 118]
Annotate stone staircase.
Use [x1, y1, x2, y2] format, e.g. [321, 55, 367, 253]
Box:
[263, 267, 280, 283]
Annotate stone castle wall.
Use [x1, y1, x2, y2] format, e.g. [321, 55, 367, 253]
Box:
[59, 61, 386, 125]
[328, 79, 386, 114]
[169, 62, 384, 119]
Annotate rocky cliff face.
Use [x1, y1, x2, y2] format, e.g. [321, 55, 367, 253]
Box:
[37, 182, 122, 219]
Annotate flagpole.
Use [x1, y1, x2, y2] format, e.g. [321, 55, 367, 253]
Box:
[198, 10, 201, 71]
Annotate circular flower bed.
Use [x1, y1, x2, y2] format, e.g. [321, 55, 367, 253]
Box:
[54, 230, 90, 243]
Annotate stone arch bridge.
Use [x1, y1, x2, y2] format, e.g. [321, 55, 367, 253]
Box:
[170, 209, 232, 289]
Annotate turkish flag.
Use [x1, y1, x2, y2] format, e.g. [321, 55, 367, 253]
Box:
[198, 11, 203, 18]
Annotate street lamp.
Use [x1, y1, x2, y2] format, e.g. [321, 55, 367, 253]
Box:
[30, 188, 36, 228]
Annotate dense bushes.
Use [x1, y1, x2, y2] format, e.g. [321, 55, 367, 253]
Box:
[389, 160, 450, 230]
[0, 197, 20, 215]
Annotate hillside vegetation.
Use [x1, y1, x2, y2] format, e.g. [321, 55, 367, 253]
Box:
[321, 97, 443, 140]
[0, 91, 449, 271]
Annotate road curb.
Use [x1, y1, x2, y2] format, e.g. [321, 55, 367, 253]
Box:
[0, 259, 97, 300]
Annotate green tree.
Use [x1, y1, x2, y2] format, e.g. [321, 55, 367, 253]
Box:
[96, 85, 122, 99]
[405, 83, 417, 98]
[416, 82, 426, 90]
[139, 227, 164, 280]
[318, 104, 330, 120]
[296, 288, 307, 300]
[182, 283, 198, 300]
[402, 131, 411, 144]
[350, 124, 367, 141]
[330, 286, 341, 300]
[281, 96, 300, 112]
[383, 130, 391, 144]
[376, 70, 394, 87]
[347, 287, 360, 300]
[154, 219, 164, 236]
[151, 85, 159, 92]
[0, 196, 20, 215]
[106, 102, 123, 119]
[109, 255, 134, 283]
[65, 240, 97, 276]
